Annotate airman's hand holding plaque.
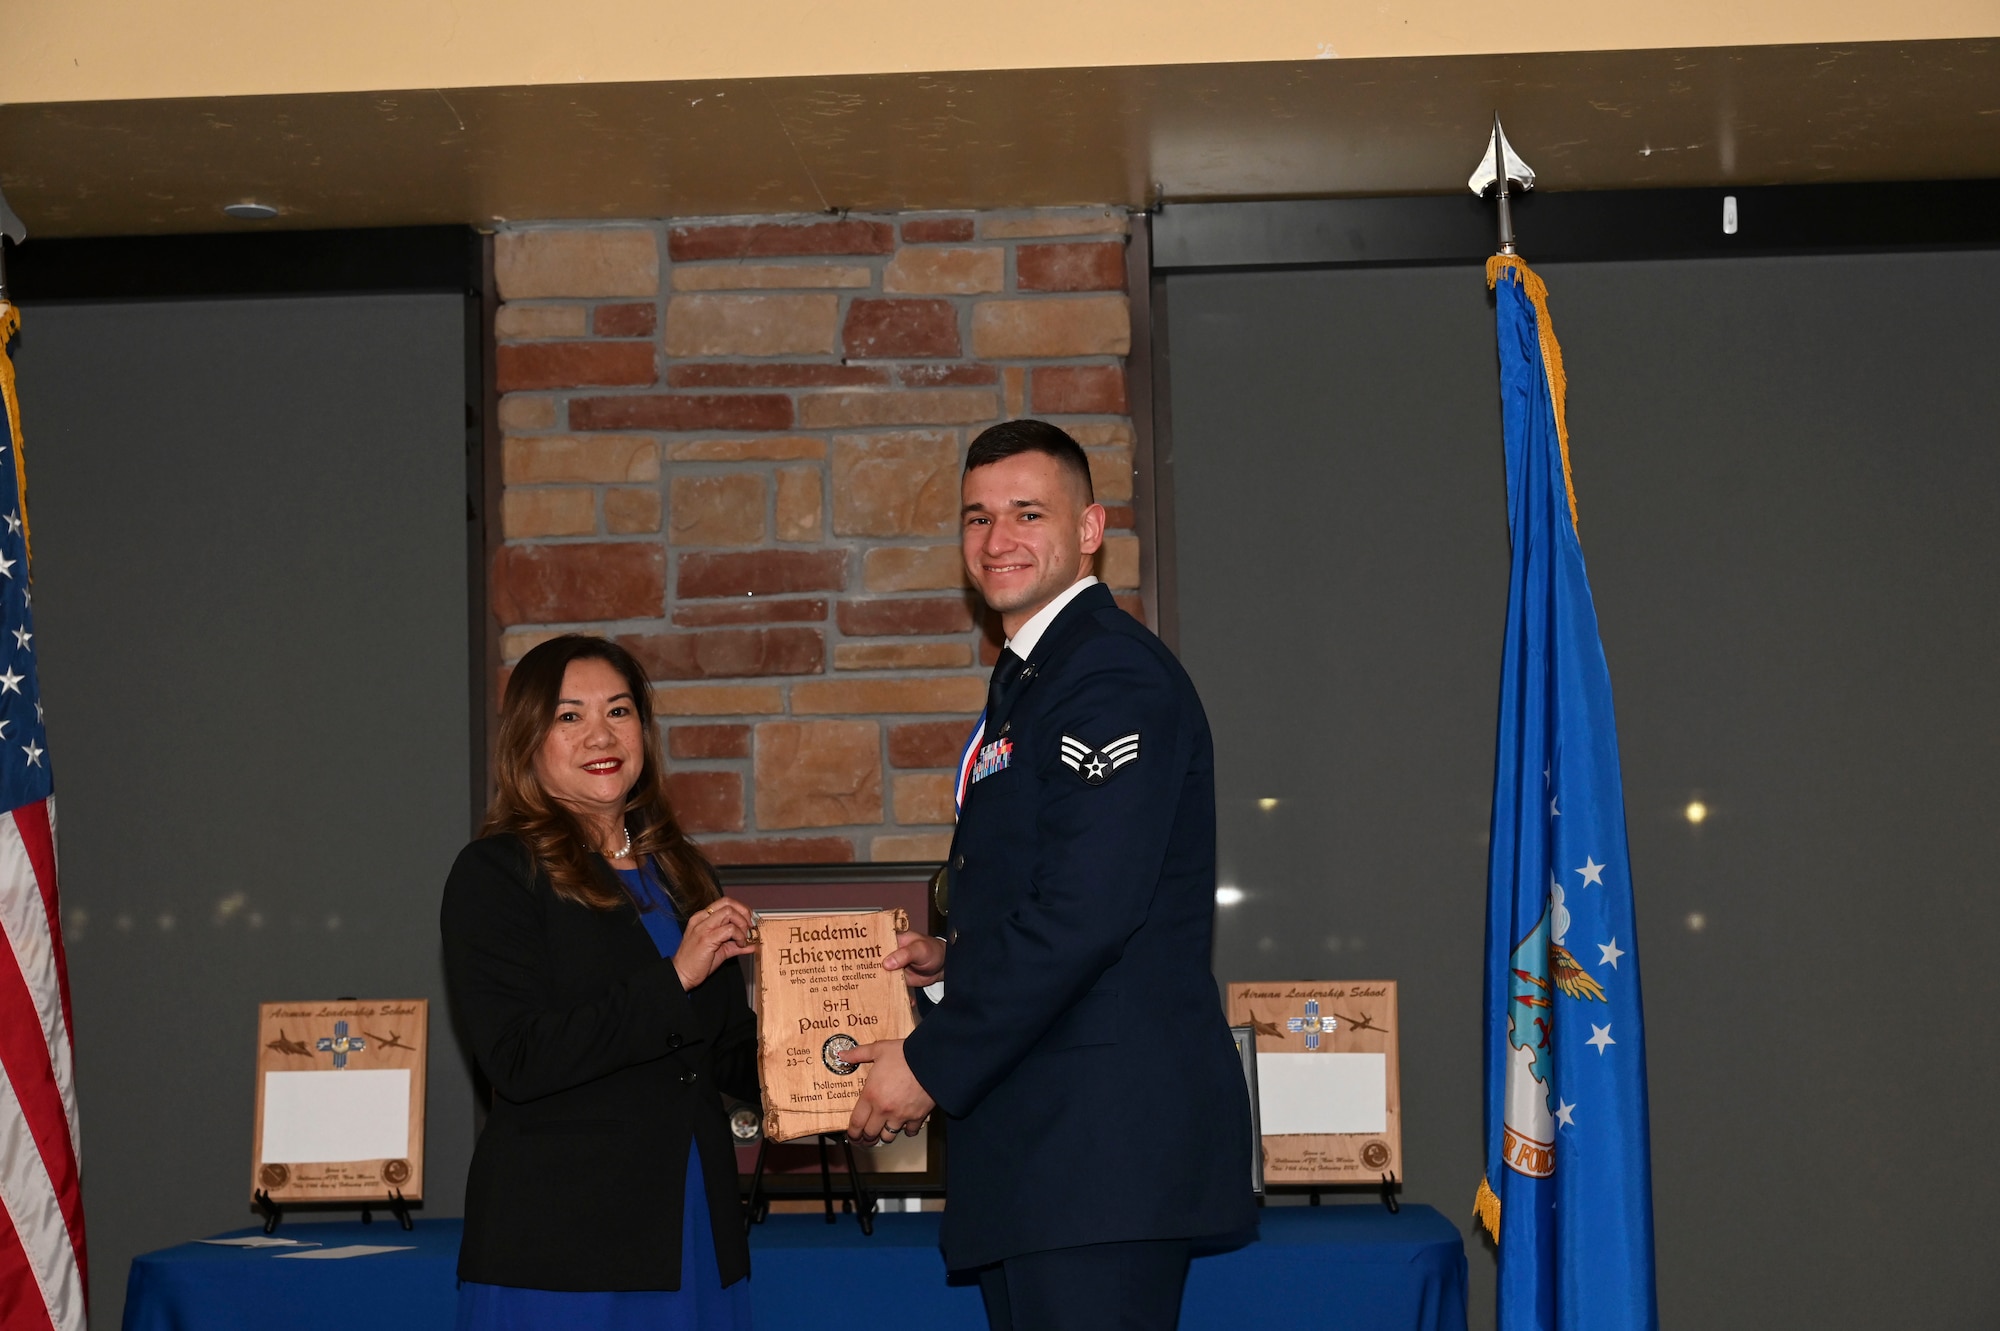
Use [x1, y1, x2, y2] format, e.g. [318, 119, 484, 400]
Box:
[751, 908, 918, 1142]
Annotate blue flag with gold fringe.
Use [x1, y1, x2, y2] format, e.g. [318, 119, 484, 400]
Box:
[1477, 257, 1658, 1331]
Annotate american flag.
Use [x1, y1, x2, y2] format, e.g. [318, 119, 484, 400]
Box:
[0, 303, 85, 1331]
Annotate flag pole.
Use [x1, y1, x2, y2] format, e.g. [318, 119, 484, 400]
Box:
[1469, 109, 1661, 1328]
[1468, 112, 1535, 256]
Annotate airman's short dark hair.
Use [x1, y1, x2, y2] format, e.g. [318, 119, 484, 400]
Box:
[964, 419, 1095, 502]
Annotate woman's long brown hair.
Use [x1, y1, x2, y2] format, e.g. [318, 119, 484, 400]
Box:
[483, 634, 720, 914]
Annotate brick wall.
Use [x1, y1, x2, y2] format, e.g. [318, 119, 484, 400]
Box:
[491, 208, 1140, 864]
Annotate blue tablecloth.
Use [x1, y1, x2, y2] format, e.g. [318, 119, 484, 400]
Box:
[124, 1205, 1466, 1331]
[121, 1219, 461, 1331]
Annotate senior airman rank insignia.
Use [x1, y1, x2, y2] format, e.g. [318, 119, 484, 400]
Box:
[1060, 732, 1139, 785]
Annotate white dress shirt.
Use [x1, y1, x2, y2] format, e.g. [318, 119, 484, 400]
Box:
[1003, 575, 1099, 661]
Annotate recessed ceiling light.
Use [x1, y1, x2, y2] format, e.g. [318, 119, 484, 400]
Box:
[222, 202, 279, 220]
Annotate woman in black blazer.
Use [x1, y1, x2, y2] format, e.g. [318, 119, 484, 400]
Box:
[441, 633, 759, 1330]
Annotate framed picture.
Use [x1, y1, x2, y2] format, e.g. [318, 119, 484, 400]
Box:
[717, 862, 946, 1195]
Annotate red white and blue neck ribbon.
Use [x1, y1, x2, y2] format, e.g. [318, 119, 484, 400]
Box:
[953, 710, 986, 814]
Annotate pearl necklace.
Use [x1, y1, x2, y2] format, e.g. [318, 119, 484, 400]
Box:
[606, 826, 632, 860]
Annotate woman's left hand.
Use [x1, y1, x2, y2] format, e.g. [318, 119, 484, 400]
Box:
[674, 898, 756, 991]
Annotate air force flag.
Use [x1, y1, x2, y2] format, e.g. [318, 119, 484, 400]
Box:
[1477, 257, 1659, 1331]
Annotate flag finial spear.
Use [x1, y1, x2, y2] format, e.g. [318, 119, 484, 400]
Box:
[1468, 113, 1535, 257]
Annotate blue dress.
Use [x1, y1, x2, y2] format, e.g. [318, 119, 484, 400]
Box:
[456, 866, 753, 1331]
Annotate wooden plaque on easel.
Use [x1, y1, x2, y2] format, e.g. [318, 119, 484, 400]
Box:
[1225, 981, 1402, 1187]
[251, 999, 428, 1204]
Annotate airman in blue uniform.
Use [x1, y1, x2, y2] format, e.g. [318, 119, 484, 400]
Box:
[844, 420, 1254, 1330]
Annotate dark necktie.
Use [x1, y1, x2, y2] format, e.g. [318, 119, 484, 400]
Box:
[986, 647, 1025, 723]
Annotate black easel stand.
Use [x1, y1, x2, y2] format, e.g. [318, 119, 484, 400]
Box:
[252, 1188, 414, 1233]
[742, 1137, 772, 1232]
[1302, 1174, 1400, 1215]
[816, 1135, 837, 1223]
[253, 1190, 283, 1234]
[742, 1133, 875, 1235]
[361, 1189, 416, 1231]
[840, 1135, 878, 1233]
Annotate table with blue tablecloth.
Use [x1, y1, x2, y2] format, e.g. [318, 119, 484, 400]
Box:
[123, 1204, 1468, 1331]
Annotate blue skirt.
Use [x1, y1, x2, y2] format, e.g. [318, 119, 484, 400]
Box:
[456, 1143, 751, 1331]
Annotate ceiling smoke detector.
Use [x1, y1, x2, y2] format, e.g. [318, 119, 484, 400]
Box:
[222, 202, 279, 220]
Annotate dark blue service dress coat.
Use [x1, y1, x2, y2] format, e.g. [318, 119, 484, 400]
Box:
[903, 581, 1256, 1271]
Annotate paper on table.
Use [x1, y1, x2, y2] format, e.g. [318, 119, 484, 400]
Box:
[260, 1069, 411, 1163]
[1255, 1052, 1388, 1136]
[274, 1245, 416, 1260]
[197, 1236, 318, 1248]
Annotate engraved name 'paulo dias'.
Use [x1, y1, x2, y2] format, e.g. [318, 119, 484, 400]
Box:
[797, 994, 885, 1035]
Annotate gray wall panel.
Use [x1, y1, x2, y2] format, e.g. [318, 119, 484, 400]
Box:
[15, 294, 472, 1325]
[1167, 251, 2000, 1328]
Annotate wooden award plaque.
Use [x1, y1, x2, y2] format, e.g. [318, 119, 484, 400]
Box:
[752, 908, 916, 1142]
[1225, 981, 1402, 1187]
[251, 999, 428, 1204]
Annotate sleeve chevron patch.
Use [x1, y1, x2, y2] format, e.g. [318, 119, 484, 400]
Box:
[1059, 732, 1140, 785]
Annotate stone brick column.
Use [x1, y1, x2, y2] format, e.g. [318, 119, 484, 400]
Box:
[492, 209, 1139, 864]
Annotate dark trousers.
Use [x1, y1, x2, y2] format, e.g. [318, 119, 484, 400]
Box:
[977, 1238, 1192, 1331]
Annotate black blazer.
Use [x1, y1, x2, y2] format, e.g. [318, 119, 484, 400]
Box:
[440, 835, 758, 1291]
[903, 583, 1256, 1270]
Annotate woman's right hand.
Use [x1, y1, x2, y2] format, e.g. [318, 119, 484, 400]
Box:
[674, 898, 756, 991]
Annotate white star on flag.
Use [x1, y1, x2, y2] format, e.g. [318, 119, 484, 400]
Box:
[1576, 857, 1605, 887]
[0, 552, 16, 580]
[1555, 1099, 1577, 1128]
[2, 511, 18, 535]
[1586, 1023, 1615, 1054]
[1550, 797, 1560, 817]
[22, 741, 43, 768]
[1598, 938, 1624, 969]
[0, 668, 23, 696]
[10, 627, 28, 651]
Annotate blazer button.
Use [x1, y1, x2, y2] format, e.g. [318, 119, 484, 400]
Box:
[948, 927, 960, 945]
[667, 1034, 683, 1051]
[951, 853, 965, 871]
